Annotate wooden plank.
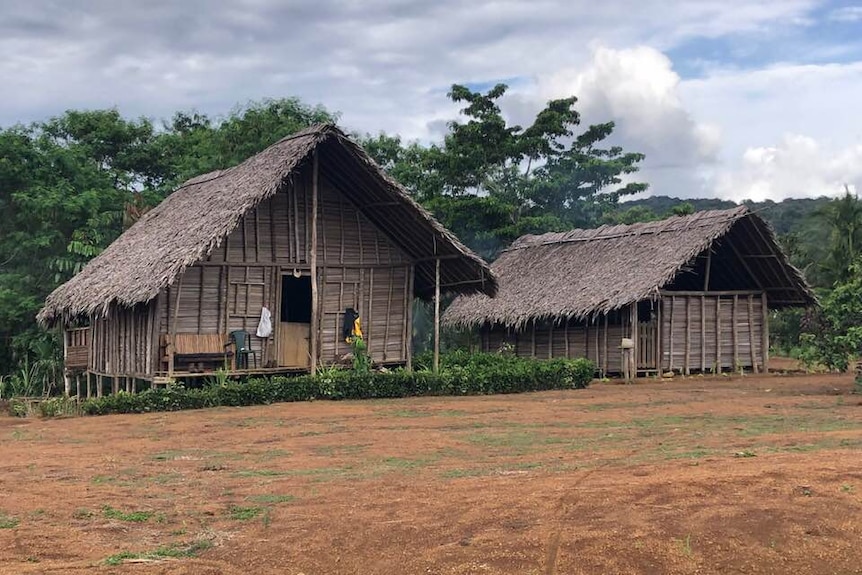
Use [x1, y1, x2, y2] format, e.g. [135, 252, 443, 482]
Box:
[368, 267, 375, 359]
[566, 321, 572, 359]
[406, 265, 414, 371]
[339, 194, 345, 264]
[760, 292, 772, 373]
[384, 269, 393, 361]
[433, 257, 441, 373]
[684, 296, 691, 375]
[700, 295, 706, 372]
[630, 303, 638, 377]
[310, 150, 319, 374]
[716, 297, 722, 372]
[703, 249, 712, 291]
[293, 177, 300, 262]
[602, 314, 608, 376]
[531, 319, 536, 356]
[168, 273, 184, 377]
[669, 296, 675, 372]
[656, 299, 663, 371]
[197, 267, 204, 333]
[659, 290, 762, 297]
[748, 294, 758, 373]
[732, 295, 739, 372]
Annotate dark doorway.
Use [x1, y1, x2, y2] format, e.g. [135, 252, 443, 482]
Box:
[281, 275, 312, 323]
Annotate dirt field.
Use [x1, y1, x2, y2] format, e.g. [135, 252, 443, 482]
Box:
[1, 368, 860, 574]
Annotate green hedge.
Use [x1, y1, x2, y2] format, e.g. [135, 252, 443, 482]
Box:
[80, 353, 594, 416]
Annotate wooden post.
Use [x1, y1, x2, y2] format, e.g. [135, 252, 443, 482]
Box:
[716, 297, 722, 373]
[630, 303, 638, 378]
[168, 273, 184, 378]
[406, 266, 414, 371]
[62, 323, 71, 396]
[684, 296, 691, 375]
[668, 296, 675, 373]
[602, 314, 608, 376]
[531, 319, 536, 356]
[748, 294, 758, 373]
[732, 295, 739, 372]
[433, 257, 441, 374]
[656, 299, 663, 372]
[703, 249, 712, 291]
[700, 295, 706, 372]
[761, 292, 769, 373]
[310, 149, 320, 375]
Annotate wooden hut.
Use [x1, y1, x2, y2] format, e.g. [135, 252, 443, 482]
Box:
[444, 207, 814, 377]
[38, 124, 496, 393]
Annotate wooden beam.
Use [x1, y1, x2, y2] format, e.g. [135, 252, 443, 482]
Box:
[761, 292, 769, 373]
[168, 272, 184, 378]
[602, 314, 608, 376]
[684, 296, 690, 375]
[405, 265, 414, 371]
[703, 249, 712, 291]
[748, 294, 758, 373]
[669, 296, 675, 373]
[659, 289, 762, 297]
[310, 150, 320, 375]
[725, 236, 765, 290]
[630, 302, 638, 378]
[62, 321, 70, 396]
[700, 295, 706, 372]
[716, 296, 722, 372]
[433, 257, 441, 374]
[732, 295, 739, 372]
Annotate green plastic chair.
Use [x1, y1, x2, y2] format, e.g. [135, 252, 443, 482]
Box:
[227, 330, 258, 370]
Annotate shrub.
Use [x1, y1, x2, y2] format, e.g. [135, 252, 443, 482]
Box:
[80, 353, 594, 416]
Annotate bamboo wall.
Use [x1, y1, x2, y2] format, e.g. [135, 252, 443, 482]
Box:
[148, 164, 413, 371]
[660, 292, 766, 373]
[89, 302, 159, 377]
[482, 315, 627, 375]
[481, 291, 767, 376]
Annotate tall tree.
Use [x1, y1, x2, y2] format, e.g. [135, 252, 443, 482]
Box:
[364, 84, 647, 258]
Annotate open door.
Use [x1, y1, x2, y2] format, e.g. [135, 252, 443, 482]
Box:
[637, 300, 658, 372]
[278, 274, 311, 368]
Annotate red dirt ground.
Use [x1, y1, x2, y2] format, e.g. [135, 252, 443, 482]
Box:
[0, 368, 860, 574]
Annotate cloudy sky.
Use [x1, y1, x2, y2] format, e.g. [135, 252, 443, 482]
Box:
[3, 0, 862, 202]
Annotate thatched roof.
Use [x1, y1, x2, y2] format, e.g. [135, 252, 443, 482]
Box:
[445, 207, 815, 329]
[39, 124, 496, 325]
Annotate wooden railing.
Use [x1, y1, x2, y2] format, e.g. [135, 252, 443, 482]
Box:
[65, 327, 90, 370]
[637, 321, 657, 370]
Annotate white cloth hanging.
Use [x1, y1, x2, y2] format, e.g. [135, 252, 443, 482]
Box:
[256, 306, 273, 338]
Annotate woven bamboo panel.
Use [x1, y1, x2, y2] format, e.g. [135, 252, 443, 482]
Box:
[661, 293, 764, 372]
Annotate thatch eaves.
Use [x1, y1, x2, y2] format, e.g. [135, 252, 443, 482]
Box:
[444, 207, 815, 329]
[38, 124, 496, 325]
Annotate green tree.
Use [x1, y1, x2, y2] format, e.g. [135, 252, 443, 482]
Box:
[817, 188, 862, 285]
[364, 83, 647, 258]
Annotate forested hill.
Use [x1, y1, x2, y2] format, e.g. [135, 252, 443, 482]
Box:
[622, 196, 833, 235]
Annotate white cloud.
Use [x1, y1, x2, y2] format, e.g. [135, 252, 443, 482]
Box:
[715, 134, 862, 202]
[526, 45, 720, 197]
[828, 6, 862, 22]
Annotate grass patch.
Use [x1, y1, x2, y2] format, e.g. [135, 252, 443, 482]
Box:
[233, 469, 287, 478]
[246, 494, 296, 504]
[104, 540, 212, 565]
[227, 505, 263, 521]
[102, 505, 154, 523]
[312, 444, 368, 457]
[0, 512, 19, 529]
[442, 468, 490, 479]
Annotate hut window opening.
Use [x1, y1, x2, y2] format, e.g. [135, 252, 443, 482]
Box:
[281, 275, 312, 323]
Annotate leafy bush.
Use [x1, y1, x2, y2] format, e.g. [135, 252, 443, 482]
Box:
[80, 353, 594, 416]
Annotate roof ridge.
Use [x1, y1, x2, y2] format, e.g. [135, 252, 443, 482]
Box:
[508, 206, 749, 251]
